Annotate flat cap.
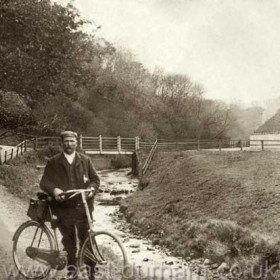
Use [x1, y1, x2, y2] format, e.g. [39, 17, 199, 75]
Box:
[60, 130, 78, 139]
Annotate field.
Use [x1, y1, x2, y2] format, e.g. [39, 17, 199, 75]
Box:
[121, 150, 280, 278]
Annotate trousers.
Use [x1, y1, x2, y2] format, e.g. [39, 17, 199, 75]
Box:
[57, 207, 95, 279]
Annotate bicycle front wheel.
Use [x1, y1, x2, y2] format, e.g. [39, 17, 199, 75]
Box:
[78, 231, 128, 280]
[12, 220, 54, 279]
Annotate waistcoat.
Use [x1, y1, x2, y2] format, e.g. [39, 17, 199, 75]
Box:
[66, 160, 78, 190]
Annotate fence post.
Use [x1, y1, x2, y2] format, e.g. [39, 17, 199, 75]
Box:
[5, 151, 7, 163]
[135, 136, 140, 151]
[240, 140, 243, 151]
[79, 134, 83, 150]
[261, 140, 264, 151]
[0, 152, 2, 165]
[219, 140, 222, 152]
[21, 144, 23, 155]
[11, 149, 13, 159]
[117, 136, 121, 153]
[16, 146, 19, 157]
[197, 139, 200, 151]
[34, 138, 38, 150]
[99, 135, 102, 154]
[24, 141, 27, 152]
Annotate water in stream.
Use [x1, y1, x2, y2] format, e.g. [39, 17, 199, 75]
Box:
[95, 169, 201, 280]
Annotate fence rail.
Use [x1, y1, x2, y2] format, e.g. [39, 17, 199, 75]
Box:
[138, 139, 251, 151]
[142, 139, 158, 175]
[0, 140, 28, 164]
[1, 136, 280, 165]
[83, 136, 139, 154]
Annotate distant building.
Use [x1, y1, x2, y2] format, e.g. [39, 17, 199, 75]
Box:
[250, 109, 280, 149]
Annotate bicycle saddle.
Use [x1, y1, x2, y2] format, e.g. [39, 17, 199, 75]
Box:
[37, 192, 53, 202]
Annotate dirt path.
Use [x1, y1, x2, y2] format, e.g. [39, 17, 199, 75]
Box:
[0, 181, 29, 279]
[0, 169, 201, 280]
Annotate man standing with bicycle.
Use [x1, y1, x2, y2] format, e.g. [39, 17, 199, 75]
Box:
[40, 130, 100, 280]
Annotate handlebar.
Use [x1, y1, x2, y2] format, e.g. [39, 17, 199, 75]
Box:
[58, 188, 95, 200]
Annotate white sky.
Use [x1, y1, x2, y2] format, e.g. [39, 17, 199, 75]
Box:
[58, 0, 280, 106]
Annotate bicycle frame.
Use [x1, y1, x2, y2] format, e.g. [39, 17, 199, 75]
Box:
[20, 189, 97, 267]
[13, 188, 128, 279]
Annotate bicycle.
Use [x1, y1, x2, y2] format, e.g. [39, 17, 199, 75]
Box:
[12, 188, 128, 279]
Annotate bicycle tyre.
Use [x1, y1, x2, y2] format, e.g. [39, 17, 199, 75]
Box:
[78, 231, 128, 280]
[12, 220, 54, 279]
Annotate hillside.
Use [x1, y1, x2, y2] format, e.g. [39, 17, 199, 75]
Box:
[1, 0, 264, 141]
[121, 151, 280, 278]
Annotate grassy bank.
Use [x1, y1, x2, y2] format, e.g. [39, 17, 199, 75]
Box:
[121, 151, 280, 278]
[0, 145, 61, 198]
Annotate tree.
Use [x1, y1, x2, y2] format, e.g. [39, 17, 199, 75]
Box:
[0, 0, 95, 101]
[150, 71, 204, 138]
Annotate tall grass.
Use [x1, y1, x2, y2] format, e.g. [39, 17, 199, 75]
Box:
[125, 215, 280, 279]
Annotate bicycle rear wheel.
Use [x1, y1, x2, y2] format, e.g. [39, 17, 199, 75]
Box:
[12, 220, 54, 279]
[78, 231, 128, 280]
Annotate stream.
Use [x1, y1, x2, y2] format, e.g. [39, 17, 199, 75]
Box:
[94, 169, 201, 280]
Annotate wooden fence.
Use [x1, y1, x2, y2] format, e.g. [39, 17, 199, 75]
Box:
[80, 137, 251, 153]
[140, 139, 251, 151]
[31, 137, 61, 150]
[1, 136, 280, 165]
[0, 140, 28, 164]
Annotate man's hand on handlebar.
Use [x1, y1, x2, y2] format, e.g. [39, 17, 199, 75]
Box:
[53, 188, 65, 202]
[85, 187, 95, 199]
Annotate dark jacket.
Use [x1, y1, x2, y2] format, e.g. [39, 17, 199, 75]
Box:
[40, 152, 100, 212]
